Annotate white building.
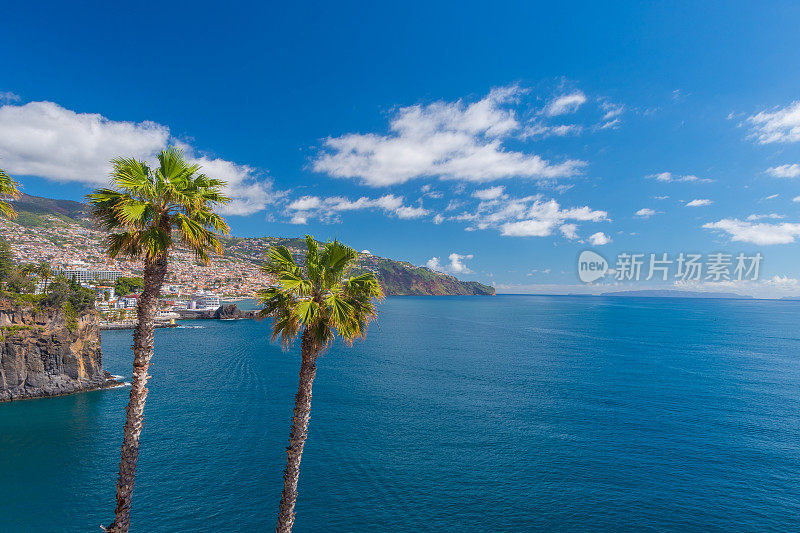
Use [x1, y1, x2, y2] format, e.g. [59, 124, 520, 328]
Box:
[59, 269, 126, 284]
[188, 291, 220, 310]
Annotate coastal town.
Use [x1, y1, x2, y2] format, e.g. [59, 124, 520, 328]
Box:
[0, 209, 281, 321]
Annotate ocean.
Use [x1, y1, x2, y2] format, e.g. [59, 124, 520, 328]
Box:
[1, 295, 799, 532]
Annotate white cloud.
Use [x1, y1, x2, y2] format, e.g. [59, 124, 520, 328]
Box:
[653, 195, 670, 200]
[462, 195, 608, 238]
[648, 172, 712, 183]
[185, 153, 284, 216]
[0, 101, 169, 184]
[764, 193, 779, 200]
[472, 186, 506, 200]
[748, 101, 800, 143]
[544, 91, 587, 116]
[420, 184, 443, 198]
[686, 199, 712, 207]
[794, 196, 800, 203]
[426, 257, 442, 271]
[588, 232, 611, 245]
[523, 122, 583, 138]
[635, 208, 657, 218]
[703, 218, 800, 245]
[313, 85, 585, 186]
[601, 101, 625, 120]
[559, 223, 578, 239]
[427, 253, 474, 274]
[395, 205, 430, 219]
[0, 100, 278, 215]
[432, 214, 444, 224]
[286, 193, 428, 223]
[597, 118, 621, 130]
[0, 91, 20, 104]
[746, 213, 784, 221]
[287, 196, 323, 211]
[766, 164, 800, 178]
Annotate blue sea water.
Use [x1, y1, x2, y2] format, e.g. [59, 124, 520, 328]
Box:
[1, 295, 800, 532]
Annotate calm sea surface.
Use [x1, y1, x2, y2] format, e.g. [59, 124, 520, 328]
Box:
[1, 295, 800, 532]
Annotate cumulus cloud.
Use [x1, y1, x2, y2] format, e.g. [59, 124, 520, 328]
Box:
[544, 91, 587, 116]
[559, 223, 578, 239]
[766, 164, 800, 178]
[313, 85, 585, 187]
[703, 218, 800, 245]
[635, 208, 657, 218]
[0, 100, 278, 215]
[748, 101, 800, 143]
[285, 193, 428, 224]
[0, 101, 169, 184]
[588, 232, 611, 245]
[648, 172, 713, 183]
[686, 199, 713, 207]
[426, 253, 473, 274]
[454, 193, 607, 238]
[472, 186, 506, 200]
[184, 153, 285, 216]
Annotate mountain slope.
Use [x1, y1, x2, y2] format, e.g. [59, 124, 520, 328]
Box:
[223, 236, 495, 296]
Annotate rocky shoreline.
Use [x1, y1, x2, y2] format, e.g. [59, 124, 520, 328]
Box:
[100, 304, 259, 330]
[1, 371, 124, 402]
[0, 301, 124, 402]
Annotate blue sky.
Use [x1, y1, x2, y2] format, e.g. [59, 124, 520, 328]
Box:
[2, 1, 800, 296]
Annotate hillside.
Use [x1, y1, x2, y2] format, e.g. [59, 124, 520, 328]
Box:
[3, 194, 494, 297]
[224, 236, 495, 296]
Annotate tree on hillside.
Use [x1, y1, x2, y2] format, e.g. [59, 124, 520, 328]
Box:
[37, 261, 53, 293]
[114, 276, 144, 297]
[0, 167, 21, 219]
[89, 147, 230, 533]
[0, 238, 13, 283]
[257, 236, 384, 533]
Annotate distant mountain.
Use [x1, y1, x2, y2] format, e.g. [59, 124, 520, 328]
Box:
[223, 236, 495, 296]
[5, 194, 494, 297]
[600, 289, 753, 299]
[11, 193, 91, 228]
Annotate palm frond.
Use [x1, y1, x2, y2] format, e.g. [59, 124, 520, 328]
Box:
[88, 149, 231, 262]
[0, 167, 21, 219]
[259, 234, 384, 349]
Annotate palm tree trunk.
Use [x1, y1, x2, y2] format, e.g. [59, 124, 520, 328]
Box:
[276, 329, 320, 533]
[105, 255, 168, 533]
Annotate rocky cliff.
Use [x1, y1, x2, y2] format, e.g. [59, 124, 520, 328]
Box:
[0, 301, 115, 401]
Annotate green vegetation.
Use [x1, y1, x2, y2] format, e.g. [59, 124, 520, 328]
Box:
[114, 276, 144, 296]
[14, 210, 48, 228]
[88, 147, 231, 533]
[61, 301, 78, 332]
[257, 236, 384, 532]
[40, 276, 96, 312]
[0, 236, 95, 312]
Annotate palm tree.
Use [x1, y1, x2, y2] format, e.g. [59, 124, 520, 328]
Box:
[88, 148, 230, 533]
[0, 167, 21, 219]
[257, 236, 384, 533]
[37, 261, 53, 293]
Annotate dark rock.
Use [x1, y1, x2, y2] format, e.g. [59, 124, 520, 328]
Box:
[0, 301, 117, 402]
[214, 304, 243, 319]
